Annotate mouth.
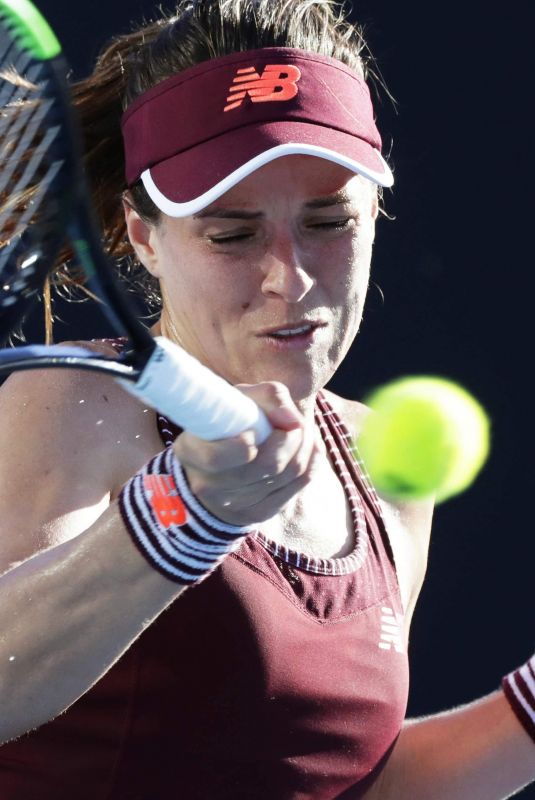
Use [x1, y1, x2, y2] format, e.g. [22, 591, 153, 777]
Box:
[256, 320, 326, 348]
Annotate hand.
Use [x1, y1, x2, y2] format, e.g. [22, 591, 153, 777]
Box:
[172, 382, 321, 526]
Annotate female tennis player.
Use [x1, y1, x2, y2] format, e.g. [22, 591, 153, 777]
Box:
[0, 1, 534, 798]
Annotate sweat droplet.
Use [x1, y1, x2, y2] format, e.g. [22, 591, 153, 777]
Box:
[96, 420, 103, 426]
[79, 400, 85, 404]
[8, 656, 15, 662]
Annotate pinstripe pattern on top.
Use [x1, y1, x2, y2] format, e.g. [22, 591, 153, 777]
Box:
[156, 392, 387, 577]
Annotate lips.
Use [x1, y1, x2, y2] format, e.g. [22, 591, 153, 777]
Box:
[257, 321, 326, 338]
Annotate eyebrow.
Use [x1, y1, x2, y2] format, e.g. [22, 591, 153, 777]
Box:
[192, 189, 354, 220]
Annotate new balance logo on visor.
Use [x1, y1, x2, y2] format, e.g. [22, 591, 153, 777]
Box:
[143, 474, 188, 528]
[224, 64, 301, 112]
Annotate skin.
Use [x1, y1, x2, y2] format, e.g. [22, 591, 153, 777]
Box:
[129, 155, 378, 411]
[126, 154, 535, 800]
[125, 156, 400, 552]
[0, 154, 534, 798]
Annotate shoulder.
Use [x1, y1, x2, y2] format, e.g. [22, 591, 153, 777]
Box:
[320, 387, 369, 435]
[322, 388, 433, 627]
[0, 339, 162, 569]
[0, 339, 142, 443]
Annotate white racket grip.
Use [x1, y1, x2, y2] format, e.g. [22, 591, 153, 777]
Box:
[118, 336, 272, 444]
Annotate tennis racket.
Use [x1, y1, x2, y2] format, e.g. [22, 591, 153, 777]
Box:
[0, 0, 270, 443]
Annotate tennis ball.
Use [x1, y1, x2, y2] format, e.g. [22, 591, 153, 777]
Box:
[358, 376, 490, 503]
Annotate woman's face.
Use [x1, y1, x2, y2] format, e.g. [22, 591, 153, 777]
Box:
[126, 155, 378, 408]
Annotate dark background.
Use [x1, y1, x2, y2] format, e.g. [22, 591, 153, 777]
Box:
[30, 0, 535, 794]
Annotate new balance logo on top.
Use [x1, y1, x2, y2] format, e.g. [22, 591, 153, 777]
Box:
[224, 64, 301, 112]
[143, 474, 188, 529]
[378, 606, 404, 653]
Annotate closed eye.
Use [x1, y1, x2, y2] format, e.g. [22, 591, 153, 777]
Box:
[307, 218, 353, 231]
[207, 232, 254, 244]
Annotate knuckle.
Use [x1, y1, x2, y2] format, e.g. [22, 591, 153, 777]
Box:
[242, 381, 292, 406]
[284, 461, 303, 482]
[264, 381, 292, 404]
[258, 428, 303, 477]
[262, 452, 287, 477]
[233, 431, 260, 463]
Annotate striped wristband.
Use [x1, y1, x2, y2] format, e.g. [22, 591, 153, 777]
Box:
[118, 447, 254, 584]
[502, 656, 535, 744]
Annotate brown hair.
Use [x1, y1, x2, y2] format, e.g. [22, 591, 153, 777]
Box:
[16, 1, 382, 340]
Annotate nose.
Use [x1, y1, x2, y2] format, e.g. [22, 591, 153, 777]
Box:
[260, 231, 314, 303]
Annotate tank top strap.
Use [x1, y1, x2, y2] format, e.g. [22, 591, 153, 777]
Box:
[152, 388, 397, 573]
[315, 392, 397, 571]
[315, 393, 384, 519]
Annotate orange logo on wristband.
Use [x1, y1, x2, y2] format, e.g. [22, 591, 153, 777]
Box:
[224, 64, 301, 111]
[143, 474, 188, 528]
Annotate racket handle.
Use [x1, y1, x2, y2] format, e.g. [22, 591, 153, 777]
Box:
[119, 336, 272, 444]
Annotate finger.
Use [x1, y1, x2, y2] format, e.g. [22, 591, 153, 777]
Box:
[176, 383, 305, 474]
[214, 422, 318, 503]
[174, 381, 303, 472]
[174, 427, 259, 473]
[195, 418, 312, 491]
[215, 441, 323, 526]
[236, 382, 303, 431]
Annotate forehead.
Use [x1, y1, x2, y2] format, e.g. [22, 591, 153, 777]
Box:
[194, 155, 375, 216]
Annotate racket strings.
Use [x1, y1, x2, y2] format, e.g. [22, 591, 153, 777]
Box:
[0, 40, 33, 104]
[0, 98, 59, 211]
[0, 74, 59, 194]
[0, 46, 65, 307]
[0, 159, 62, 302]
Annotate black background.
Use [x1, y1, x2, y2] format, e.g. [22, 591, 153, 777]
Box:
[29, 0, 535, 794]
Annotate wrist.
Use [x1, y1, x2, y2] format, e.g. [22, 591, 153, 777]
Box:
[502, 656, 535, 745]
[118, 446, 254, 584]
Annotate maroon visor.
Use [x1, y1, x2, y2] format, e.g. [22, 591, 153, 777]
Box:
[121, 47, 393, 217]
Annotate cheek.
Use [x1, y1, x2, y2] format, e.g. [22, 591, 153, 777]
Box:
[157, 241, 210, 303]
[327, 232, 373, 348]
[159, 243, 250, 339]
[330, 232, 373, 300]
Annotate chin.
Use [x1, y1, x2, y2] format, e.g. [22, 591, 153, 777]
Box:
[254, 365, 329, 406]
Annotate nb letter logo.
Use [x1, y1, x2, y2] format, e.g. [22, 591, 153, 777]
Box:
[143, 474, 188, 529]
[224, 64, 301, 112]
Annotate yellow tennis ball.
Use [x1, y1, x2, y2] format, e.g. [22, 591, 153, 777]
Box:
[358, 376, 490, 503]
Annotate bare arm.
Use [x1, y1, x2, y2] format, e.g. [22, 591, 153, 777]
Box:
[0, 363, 317, 743]
[340, 396, 535, 800]
[364, 689, 535, 800]
[351, 496, 535, 799]
[0, 503, 183, 743]
[0, 365, 185, 742]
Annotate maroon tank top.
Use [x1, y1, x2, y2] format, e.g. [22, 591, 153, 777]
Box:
[0, 391, 408, 800]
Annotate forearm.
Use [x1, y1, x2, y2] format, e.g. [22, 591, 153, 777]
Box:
[0, 501, 182, 743]
[377, 689, 535, 800]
